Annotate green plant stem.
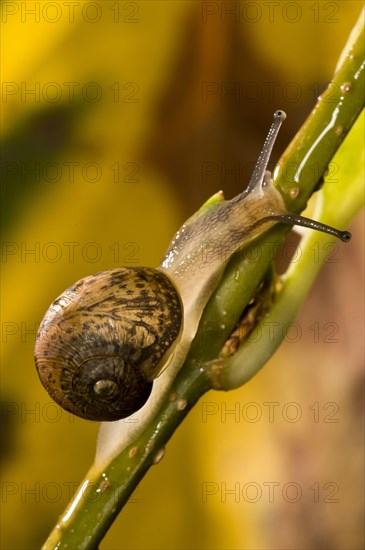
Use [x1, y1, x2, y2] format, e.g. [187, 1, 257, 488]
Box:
[44, 363, 210, 550]
[43, 12, 364, 550]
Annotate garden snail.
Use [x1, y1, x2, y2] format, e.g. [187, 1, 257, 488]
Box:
[34, 111, 351, 421]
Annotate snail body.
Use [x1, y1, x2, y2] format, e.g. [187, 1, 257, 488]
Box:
[35, 111, 351, 421]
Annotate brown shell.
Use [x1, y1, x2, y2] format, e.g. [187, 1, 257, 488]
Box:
[34, 267, 182, 421]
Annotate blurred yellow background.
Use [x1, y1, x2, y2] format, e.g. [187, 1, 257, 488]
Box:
[1, 1, 364, 549]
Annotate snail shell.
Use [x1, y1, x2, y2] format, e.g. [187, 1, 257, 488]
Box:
[34, 111, 351, 422]
[35, 268, 181, 421]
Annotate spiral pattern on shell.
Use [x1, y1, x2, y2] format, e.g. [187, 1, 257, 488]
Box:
[34, 267, 182, 421]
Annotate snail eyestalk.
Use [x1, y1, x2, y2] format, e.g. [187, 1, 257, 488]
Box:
[267, 213, 352, 242]
[246, 109, 287, 194]
[243, 109, 351, 243]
